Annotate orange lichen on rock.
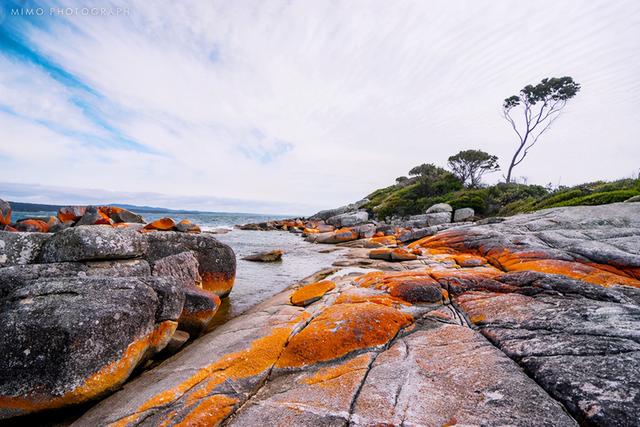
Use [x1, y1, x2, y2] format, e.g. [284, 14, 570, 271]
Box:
[451, 253, 487, 267]
[16, 219, 49, 233]
[275, 303, 413, 368]
[0, 321, 176, 415]
[0, 200, 11, 225]
[367, 235, 398, 247]
[290, 280, 336, 306]
[368, 248, 393, 260]
[176, 219, 201, 233]
[302, 353, 372, 386]
[143, 217, 176, 231]
[200, 272, 235, 298]
[391, 248, 418, 261]
[174, 395, 238, 427]
[333, 227, 359, 242]
[57, 206, 86, 223]
[113, 314, 311, 426]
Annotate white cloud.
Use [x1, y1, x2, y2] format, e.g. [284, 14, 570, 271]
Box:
[1, 0, 639, 214]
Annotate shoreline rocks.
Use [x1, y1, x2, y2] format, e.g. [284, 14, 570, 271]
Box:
[3, 199, 640, 425]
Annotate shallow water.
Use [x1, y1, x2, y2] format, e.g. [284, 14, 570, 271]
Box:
[213, 229, 345, 325]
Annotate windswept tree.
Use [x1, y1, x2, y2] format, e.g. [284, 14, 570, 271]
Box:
[447, 149, 499, 187]
[502, 77, 580, 183]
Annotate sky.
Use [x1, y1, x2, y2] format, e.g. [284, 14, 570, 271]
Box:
[0, 1, 639, 215]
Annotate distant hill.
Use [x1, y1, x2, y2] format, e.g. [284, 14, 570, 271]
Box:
[9, 201, 211, 215]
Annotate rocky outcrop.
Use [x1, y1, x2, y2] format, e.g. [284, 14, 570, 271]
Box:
[0, 208, 236, 420]
[71, 202, 640, 426]
[326, 210, 368, 227]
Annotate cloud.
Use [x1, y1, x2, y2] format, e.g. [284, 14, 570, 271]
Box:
[1, 0, 639, 214]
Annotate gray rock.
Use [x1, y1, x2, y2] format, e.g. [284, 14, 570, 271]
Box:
[39, 225, 147, 263]
[351, 322, 576, 426]
[242, 250, 284, 262]
[0, 231, 50, 267]
[354, 223, 376, 239]
[624, 195, 640, 203]
[425, 211, 451, 226]
[453, 207, 475, 222]
[326, 211, 369, 227]
[144, 232, 236, 298]
[0, 276, 181, 419]
[398, 226, 440, 242]
[425, 203, 453, 214]
[309, 199, 369, 221]
[111, 208, 145, 223]
[152, 251, 202, 288]
[75, 205, 110, 226]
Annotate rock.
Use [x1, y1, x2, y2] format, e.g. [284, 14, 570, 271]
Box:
[175, 219, 201, 233]
[354, 223, 376, 239]
[39, 225, 147, 263]
[57, 206, 86, 223]
[290, 280, 336, 306]
[398, 225, 440, 242]
[326, 211, 369, 227]
[75, 206, 113, 226]
[351, 322, 576, 426]
[0, 276, 182, 419]
[46, 216, 67, 233]
[314, 228, 359, 244]
[453, 207, 475, 222]
[316, 223, 335, 233]
[15, 219, 49, 233]
[309, 199, 369, 221]
[242, 250, 284, 262]
[0, 199, 11, 225]
[369, 248, 393, 261]
[391, 248, 418, 261]
[0, 231, 50, 266]
[426, 202, 453, 214]
[144, 217, 176, 231]
[157, 330, 190, 358]
[624, 195, 640, 203]
[152, 251, 202, 288]
[364, 235, 397, 248]
[0, 259, 151, 298]
[144, 232, 236, 298]
[425, 211, 451, 225]
[179, 286, 221, 336]
[100, 206, 145, 224]
[275, 302, 412, 368]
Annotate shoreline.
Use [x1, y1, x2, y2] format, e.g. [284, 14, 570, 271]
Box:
[1, 200, 640, 425]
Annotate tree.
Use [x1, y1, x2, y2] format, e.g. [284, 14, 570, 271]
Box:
[408, 163, 462, 196]
[502, 76, 580, 183]
[447, 149, 499, 187]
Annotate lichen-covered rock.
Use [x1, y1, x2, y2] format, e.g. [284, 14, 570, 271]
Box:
[14, 219, 49, 233]
[453, 207, 475, 222]
[57, 206, 86, 223]
[0, 276, 182, 419]
[0, 231, 50, 266]
[39, 225, 147, 263]
[0, 199, 12, 226]
[175, 219, 201, 233]
[179, 286, 221, 336]
[314, 228, 359, 244]
[242, 250, 284, 262]
[290, 280, 335, 306]
[144, 232, 236, 298]
[76, 206, 113, 226]
[99, 206, 145, 224]
[426, 202, 453, 214]
[144, 217, 176, 231]
[152, 251, 202, 288]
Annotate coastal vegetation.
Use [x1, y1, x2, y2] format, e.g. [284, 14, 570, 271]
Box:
[365, 171, 640, 220]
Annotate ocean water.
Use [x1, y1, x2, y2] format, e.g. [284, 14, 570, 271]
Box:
[12, 210, 344, 325]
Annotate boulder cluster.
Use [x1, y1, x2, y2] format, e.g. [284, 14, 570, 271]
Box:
[0, 199, 236, 420]
[72, 202, 640, 427]
[238, 202, 475, 247]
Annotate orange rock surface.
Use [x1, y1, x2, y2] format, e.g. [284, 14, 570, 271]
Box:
[290, 280, 336, 306]
[200, 272, 235, 298]
[143, 217, 176, 231]
[276, 303, 412, 368]
[57, 206, 86, 223]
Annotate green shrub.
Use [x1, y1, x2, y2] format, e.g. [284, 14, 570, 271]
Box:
[550, 189, 639, 207]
